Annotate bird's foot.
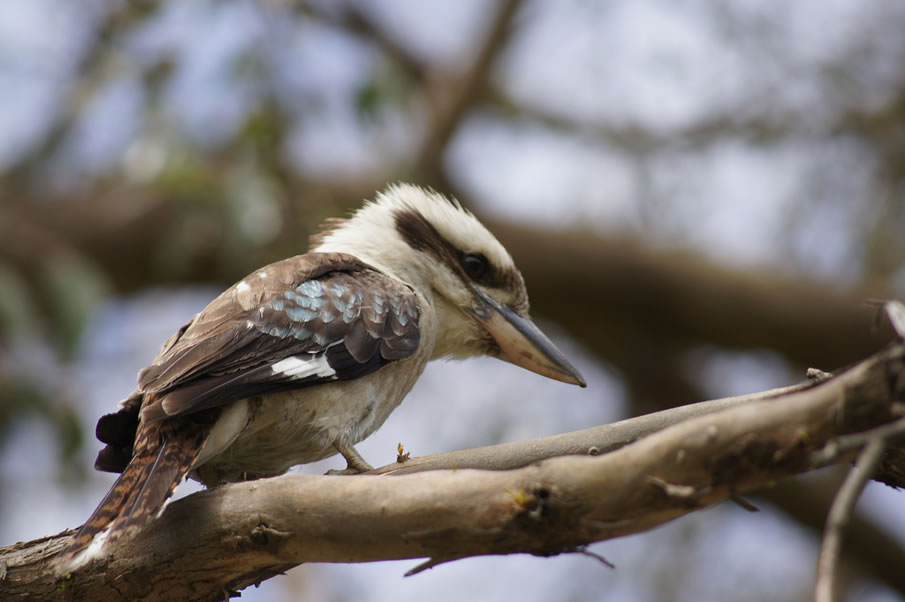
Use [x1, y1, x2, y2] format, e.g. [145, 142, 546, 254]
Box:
[325, 440, 374, 475]
[325, 466, 367, 476]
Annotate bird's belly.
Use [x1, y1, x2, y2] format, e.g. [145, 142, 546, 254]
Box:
[191, 357, 425, 484]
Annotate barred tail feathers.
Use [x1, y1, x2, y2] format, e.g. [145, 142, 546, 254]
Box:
[58, 430, 206, 571]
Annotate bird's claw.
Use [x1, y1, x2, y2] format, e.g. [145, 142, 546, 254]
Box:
[325, 466, 367, 476]
[329, 440, 374, 474]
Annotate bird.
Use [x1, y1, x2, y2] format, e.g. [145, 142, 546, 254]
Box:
[60, 183, 586, 568]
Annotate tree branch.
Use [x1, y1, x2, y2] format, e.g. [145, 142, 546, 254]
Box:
[815, 437, 889, 602]
[757, 474, 905, 598]
[415, 0, 525, 185]
[370, 382, 810, 475]
[2, 342, 905, 601]
[815, 301, 905, 602]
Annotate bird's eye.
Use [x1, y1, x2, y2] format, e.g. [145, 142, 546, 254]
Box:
[461, 252, 489, 281]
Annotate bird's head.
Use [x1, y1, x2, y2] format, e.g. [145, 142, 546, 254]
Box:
[312, 183, 586, 387]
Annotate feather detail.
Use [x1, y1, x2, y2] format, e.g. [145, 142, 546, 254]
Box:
[94, 392, 143, 473]
[59, 412, 217, 569]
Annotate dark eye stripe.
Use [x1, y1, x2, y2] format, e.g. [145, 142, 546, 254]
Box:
[392, 207, 527, 305]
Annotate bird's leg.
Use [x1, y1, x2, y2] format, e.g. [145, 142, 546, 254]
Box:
[325, 440, 374, 475]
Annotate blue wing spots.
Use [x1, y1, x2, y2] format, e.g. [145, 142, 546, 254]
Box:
[282, 290, 303, 305]
[389, 296, 414, 325]
[258, 274, 417, 352]
[334, 286, 364, 323]
[296, 280, 324, 298]
[342, 305, 359, 322]
[299, 294, 327, 310]
[286, 306, 318, 323]
[262, 324, 286, 338]
[292, 326, 312, 340]
[281, 287, 327, 309]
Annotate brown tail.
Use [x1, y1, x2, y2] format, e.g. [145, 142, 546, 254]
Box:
[57, 421, 209, 570]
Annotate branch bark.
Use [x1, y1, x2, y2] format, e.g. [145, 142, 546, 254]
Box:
[3, 343, 905, 601]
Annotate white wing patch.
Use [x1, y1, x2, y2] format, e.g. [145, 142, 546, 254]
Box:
[272, 355, 336, 380]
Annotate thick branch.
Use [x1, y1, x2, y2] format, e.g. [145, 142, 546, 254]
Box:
[3, 344, 905, 601]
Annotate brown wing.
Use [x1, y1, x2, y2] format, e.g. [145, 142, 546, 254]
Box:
[94, 252, 421, 472]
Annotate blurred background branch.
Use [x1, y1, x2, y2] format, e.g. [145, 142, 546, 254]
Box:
[1, 1, 904, 601]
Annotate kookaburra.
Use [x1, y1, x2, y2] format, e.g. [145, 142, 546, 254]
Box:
[62, 183, 585, 567]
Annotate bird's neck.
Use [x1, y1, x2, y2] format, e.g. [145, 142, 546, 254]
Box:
[314, 231, 429, 289]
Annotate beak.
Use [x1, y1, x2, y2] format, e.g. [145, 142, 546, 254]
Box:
[471, 288, 587, 387]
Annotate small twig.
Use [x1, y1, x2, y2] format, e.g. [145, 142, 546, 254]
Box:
[807, 368, 834, 382]
[815, 437, 888, 602]
[811, 415, 905, 467]
[404, 556, 457, 577]
[572, 545, 615, 569]
[729, 494, 759, 513]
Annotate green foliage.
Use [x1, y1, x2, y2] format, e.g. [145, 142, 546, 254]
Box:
[355, 67, 412, 124]
[0, 376, 86, 480]
[153, 153, 224, 205]
[39, 252, 110, 361]
[0, 261, 38, 341]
